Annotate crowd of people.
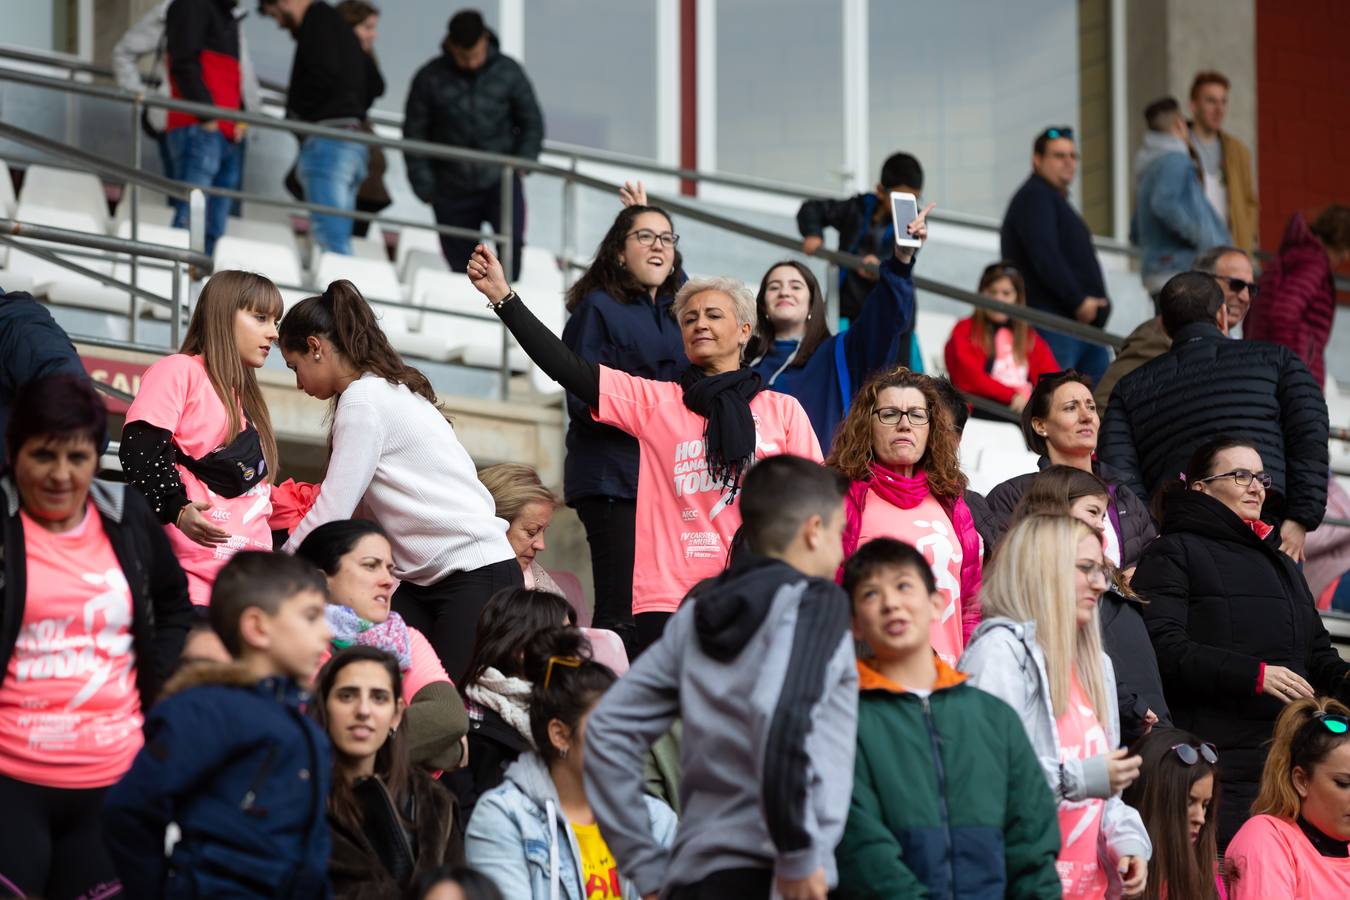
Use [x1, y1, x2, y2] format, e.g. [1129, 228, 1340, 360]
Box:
[1, 9, 1350, 900]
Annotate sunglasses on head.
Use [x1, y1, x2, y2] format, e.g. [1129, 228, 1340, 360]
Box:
[1171, 742, 1218, 766]
[1041, 126, 1074, 141]
[1316, 712, 1350, 734]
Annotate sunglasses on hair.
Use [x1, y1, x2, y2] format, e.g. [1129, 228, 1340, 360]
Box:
[982, 262, 1021, 279]
[1041, 127, 1074, 141]
[1316, 712, 1350, 734]
[1171, 742, 1218, 766]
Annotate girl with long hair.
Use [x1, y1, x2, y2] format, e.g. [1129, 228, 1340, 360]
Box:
[1225, 697, 1350, 897]
[120, 269, 282, 604]
[312, 646, 464, 898]
[469, 243, 820, 653]
[464, 627, 676, 900]
[960, 514, 1151, 899]
[1122, 727, 1223, 900]
[827, 367, 985, 664]
[746, 205, 929, 450]
[277, 280, 518, 682]
[297, 519, 469, 771]
[944, 261, 1058, 413]
[447, 587, 575, 818]
[559, 185, 686, 650]
[1009, 464, 1170, 744]
[1133, 437, 1350, 849]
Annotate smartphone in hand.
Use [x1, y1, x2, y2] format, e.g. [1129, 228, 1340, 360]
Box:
[891, 192, 923, 248]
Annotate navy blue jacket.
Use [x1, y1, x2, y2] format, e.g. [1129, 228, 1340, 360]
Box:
[752, 257, 915, 452]
[1000, 174, 1109, 326]
[560, 288, 687, 504]
[103, 664, 333, 899]
[0, 289, 88, 442]
[797, 192, 911, 329]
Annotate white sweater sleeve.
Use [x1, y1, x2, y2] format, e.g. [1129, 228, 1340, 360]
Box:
[283, 395, 384, 553]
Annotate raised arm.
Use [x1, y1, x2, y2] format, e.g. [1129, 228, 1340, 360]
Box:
[468, 243, 601, 405]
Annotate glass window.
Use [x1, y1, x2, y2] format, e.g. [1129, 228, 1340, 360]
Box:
[867, 0, 1080, 217]
[523, 1, 658, 158]
[716, 0, 845, 191]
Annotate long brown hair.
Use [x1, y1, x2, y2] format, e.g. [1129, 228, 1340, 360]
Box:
[825, 367, 967, 498]
[564, 205, 683, 313]
[278, 280, 438, 406]
[1123, 727, 1221, 900]
[745, 260, 830, 370]
[1251, 696, 1350, 820]
[311, 646, 412, 833]
[970, 261, 1031, 364]
[180, 270, 282, 479]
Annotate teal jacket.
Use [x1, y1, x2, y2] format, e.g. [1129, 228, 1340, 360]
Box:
[835, 658, 1062, 899]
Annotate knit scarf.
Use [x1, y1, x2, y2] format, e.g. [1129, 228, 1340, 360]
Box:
[680, 366, 763, 498]
[840, 462, 985, 644]
[464, 667, 535, 746]
[325, 604, 412, 670]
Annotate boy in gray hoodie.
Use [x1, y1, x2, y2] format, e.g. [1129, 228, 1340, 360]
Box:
[584, 455, 858, 900]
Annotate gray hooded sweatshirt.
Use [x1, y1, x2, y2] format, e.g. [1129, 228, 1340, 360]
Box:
[584, 556, 858, 897]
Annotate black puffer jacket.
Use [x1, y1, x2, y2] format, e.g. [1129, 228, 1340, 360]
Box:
[1099, 590, 1170, 746]
[1099, 322, 1329, 529]
[403, 40, 544, 198]
[985, 458, 1157, 569]
[1134, 490, 1350, 841]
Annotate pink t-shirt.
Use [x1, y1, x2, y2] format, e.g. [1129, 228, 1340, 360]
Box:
[594, 368, 822, 615]
[0, 505, 143, 788]
[1226, 814, 1350, 899]
[856, 491, 966, 665]
[988, 327, 1032, 394]
[314, 626, 449, 702]
[125, 354, 273, 605]
[1054, 671, 1110, 899]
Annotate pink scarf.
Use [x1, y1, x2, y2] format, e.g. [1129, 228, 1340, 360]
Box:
[841, 462, 984, 644]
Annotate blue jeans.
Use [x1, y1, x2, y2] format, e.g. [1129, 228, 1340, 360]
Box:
[166, 124, 242, 256]
[1036, 326, 1112, 385]
[297, 137, 368, 256]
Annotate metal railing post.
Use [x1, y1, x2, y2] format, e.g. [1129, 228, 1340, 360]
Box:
[499, 166, 515, 401]
[188, 186, 206, 256]
[129, 96, 143, 343]
[560, 160, 578, 292]
[170, 260, 183, 350]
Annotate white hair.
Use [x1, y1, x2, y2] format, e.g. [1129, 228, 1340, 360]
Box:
[673, 276, 757, 328]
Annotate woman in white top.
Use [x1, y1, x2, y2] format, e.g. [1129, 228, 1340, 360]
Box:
[278, 279, 518, 680]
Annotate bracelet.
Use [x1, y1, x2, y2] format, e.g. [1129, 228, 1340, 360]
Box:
[487, 290, 517, 310]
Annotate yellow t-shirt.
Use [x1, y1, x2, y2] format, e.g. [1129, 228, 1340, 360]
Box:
[571, 821, 621, 899]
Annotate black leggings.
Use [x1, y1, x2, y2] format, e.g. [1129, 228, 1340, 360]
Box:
[574, 497, 637, 649]
[633, 611, 674, 657]
[393, 558, 524, 683]
[0, 773, 120, 899]
[668, 868, 773, 899]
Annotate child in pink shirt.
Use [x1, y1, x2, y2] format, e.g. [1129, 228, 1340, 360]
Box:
[120, 271, 284, 605]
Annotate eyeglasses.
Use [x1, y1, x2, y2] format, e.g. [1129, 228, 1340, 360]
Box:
[1215, 275, 1259, 299]
[1075, 561, 1111, 585]
[1171, 742, 1219, 766]
[873, 406, 930, 426]
[626, 228, 680, 249]
[1194, 469, 1272, 489]
[1316, 712, 1350, 734]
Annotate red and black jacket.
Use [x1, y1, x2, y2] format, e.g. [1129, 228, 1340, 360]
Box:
[165, 0, 243, 139]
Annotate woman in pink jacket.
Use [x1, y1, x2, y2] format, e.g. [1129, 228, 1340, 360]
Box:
[1245, 206, 1350, 387]
[1225, 696, 1350, 898]
[826, 367, 984, 665]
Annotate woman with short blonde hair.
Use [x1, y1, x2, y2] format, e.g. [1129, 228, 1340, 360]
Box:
[478, 464, 565, 597]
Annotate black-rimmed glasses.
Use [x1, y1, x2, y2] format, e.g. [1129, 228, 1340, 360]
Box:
[1193, 469, 1272, 489]
[626, 228, 679, 249]
[873, 407, 930, 426]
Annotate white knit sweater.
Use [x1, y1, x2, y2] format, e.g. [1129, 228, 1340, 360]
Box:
[283, 374, 514, 583]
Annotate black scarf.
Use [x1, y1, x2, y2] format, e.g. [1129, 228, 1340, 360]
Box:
[680, 366, 763, 497]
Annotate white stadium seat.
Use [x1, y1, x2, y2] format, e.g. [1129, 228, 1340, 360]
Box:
[18, 164, 108, 224]
[213, 234, 303, 287]
[0, 159, 16, 218]
[7, 202, 120, 312]
[395, 227, 444, 280]
[959, 418, 1039, 495]
[912, 309, 959, 376]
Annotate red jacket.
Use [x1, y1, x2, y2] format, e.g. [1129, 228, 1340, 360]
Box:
[943, 317, 1059, 405]
[165, 0, 243, 139]
[1245, 211, 1335, 386]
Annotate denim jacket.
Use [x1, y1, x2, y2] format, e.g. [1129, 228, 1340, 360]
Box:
[465, 752, 678, 900]
[1131, 131, 1231, 282]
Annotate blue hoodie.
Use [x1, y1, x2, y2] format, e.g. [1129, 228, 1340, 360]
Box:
[1130, 131, 1231, 283]
[752, 257, 915, 451]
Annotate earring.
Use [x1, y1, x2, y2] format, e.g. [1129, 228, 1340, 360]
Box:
[314, 354, 320, 361]
[560, 746, 569, 760]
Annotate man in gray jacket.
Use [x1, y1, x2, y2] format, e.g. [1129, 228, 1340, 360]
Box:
[585, 455, 858, 900]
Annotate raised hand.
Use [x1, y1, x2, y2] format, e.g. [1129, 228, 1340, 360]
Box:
[620, 180, 648, 207]
[467, 243, 512, 304]
[895, 201, 936, 263]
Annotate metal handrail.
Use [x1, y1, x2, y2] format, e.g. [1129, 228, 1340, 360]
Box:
[0, 218, 211, 269]
[0, 42, 1142, 256]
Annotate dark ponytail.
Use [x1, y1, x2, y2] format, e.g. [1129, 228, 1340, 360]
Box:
[521, 626, 615, 764]
[1150, 435, 1259, 522]
[278, 280, 439, 405]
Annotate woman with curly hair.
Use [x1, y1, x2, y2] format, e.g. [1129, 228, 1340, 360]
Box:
[827, 366, 984, 663]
